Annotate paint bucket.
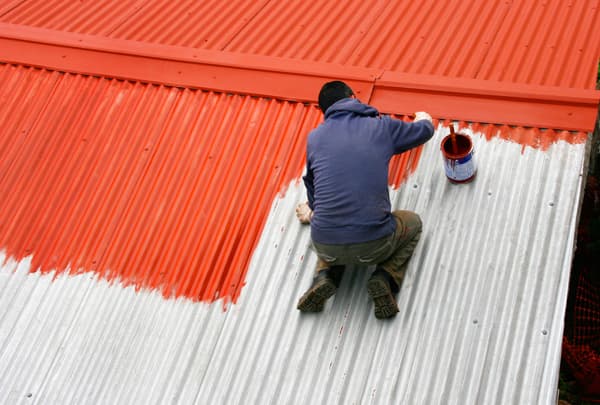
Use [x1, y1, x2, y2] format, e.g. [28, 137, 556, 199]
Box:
[440, 132, 476, 183]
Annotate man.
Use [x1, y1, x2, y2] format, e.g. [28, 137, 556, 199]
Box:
[296, 81, 434, 319]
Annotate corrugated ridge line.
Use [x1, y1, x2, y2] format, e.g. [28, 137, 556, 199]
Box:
[217, 0, 291, 54]
[177, 95, 292, 300]
[390, 134, 573, 404]
[14, 72, 100, 271]
[523, 1, 572, 86]
[0, 258, 28, 367]
[503, 140, 573, 404]
[208, 184, 312, 404]
[464, 134, 526, 403]
[487, 1, 546, 84]
[114, 0, 184, 43]
[421, 1, 507, 79]
[231, 0, 317, 57]
[345, 0, 417, 70]
[49, 78, 172, 278]
[389, 128, 463, 404]
[199, 129, 394, 403]
[225, 0, 388, 64]
[541, 157, 583, 405]
[0, 65, 54, 186]
[479, 1, 599, 88]
[0, 258, 45, 404]
[418, 132, 576, 402]
[0, 0, 144, 35]
[103, 85, 197, 295]
[520, 0, 568, 86]
[0, 0, 26, 16]
[390, 0, 447, 73]
[118, 87, 212, 298]
[193, 181, 352, 404]
[569, 1, 600, 89]
[136, 87, 224, 299]
[509, 148, 555, 404]
[0, 67, 61, 256]
[467, 143, 545, 404]
[53, 270, 123, 403]
[109, 0, 270, 50]
[408, 131, 572, 403]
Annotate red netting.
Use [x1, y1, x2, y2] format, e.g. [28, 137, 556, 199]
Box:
[562, 337, 600, 399]
[571, 268, 600, 347]
[562, 176, 600, 400]
[563, 267, 600, 398]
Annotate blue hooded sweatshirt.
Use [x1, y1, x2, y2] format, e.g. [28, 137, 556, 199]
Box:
[303, 98, 434, 244]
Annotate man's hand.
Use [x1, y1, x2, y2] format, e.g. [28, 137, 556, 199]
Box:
[414, 111, 432, 124]
[296, 202, 313, 224]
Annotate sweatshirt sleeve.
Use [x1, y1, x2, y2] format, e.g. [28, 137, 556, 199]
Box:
[384, 117, 435, 154]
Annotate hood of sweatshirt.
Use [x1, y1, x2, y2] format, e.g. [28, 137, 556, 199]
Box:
[324, 98, 379, 119]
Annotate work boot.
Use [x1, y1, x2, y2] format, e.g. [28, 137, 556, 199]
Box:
[367, 270, 399, 319]
[297, 271, 337, 312]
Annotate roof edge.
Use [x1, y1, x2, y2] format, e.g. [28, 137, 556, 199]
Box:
[1, 23, 598, 132]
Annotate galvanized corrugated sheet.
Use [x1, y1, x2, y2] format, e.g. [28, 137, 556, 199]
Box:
[0, 125, 586, 404]
[1, 0, 599, 89]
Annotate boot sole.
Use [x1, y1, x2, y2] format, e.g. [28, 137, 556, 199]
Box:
[297, 280, 336, 312]
[367, 278, 399, 319]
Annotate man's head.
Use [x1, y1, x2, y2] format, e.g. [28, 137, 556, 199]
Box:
[318, 81, 355, 113]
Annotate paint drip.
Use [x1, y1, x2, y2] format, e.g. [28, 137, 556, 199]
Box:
[441, 130, 476, 183]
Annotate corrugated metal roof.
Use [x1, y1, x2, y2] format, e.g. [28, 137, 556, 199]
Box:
[0, 63, 326, 303]
[0, 0, 599, 403]
[2, 0, 599, 90]
[1, 23, 597, 132]
[0, 127, 587, 404]
[0, 62, 588, 304]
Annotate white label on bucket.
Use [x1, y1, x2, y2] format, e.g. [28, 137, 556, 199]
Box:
[444, 155, 476, 181]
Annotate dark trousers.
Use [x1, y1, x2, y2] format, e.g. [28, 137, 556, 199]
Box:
[311, 210, 422, 289]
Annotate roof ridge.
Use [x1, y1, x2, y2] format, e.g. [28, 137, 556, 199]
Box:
[1, 23, 598, 131]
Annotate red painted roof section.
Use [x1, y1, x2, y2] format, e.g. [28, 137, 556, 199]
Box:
[0, 0, 599, 303]
[1, 0, 599, 130]
[0, 64, 316, 302]
[2, 0, 597, 88]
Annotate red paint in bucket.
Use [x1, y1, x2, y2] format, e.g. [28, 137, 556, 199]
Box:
[441, 131, 476, 183]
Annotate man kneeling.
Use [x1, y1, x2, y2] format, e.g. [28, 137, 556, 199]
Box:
[296, 81, 434, 319]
